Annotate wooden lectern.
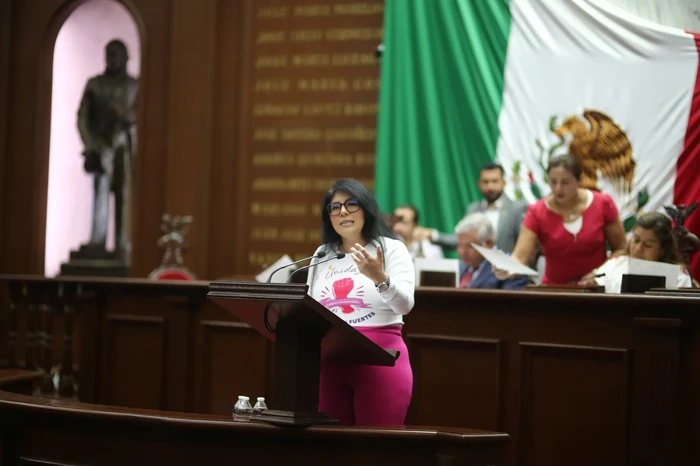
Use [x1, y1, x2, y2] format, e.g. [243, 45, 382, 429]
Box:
[207, 281, 399, 426]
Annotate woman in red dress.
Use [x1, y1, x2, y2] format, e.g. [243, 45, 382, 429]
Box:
[505, 154, 628, 284]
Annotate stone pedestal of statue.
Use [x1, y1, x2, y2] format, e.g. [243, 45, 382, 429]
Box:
[59, 244, 129, 277]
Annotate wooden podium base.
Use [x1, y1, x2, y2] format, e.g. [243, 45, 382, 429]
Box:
[208, 282, 397, 429]
[251, 409, 339, 427]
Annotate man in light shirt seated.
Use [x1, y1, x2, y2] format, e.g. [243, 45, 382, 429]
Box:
[392, 204, 444, 260]
[456, 212, 529, 290]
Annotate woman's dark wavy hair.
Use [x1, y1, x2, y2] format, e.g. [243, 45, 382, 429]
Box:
[320, 178, 395, 249]
[633, 212, 684, 264]
[547, 154, 582, 181]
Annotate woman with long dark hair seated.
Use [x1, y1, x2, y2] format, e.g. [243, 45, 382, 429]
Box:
[306, 178, 415, 426]
[579, 212, 693, 292]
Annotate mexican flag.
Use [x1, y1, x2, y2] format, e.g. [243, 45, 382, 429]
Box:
[375, 0, 700, 277]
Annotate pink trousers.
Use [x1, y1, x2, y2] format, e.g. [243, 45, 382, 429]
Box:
[319, 325, 413, 426]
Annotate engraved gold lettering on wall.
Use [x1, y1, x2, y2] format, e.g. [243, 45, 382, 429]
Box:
[291, 53, 375, 67]
[253, 128, 278, 141]
[251, 228, 308, 242]
[324, 127, 376, 142]
[290, 30, 324, 42]
[250, 202, 308, 216]
[251, 151, 367, 167]
[253, 177, 341, 192]
[355, 153, 375, 167]
[258, 6, 288, 18]
[257, 127, 376, 143]
[292, 54, 330, 67]
[281, 228, 307, 242]
[302, 103, 342, 117]
[248, 0, 383, 271]
[253, 177, 374, 192]
[249, 252, 292, 267]
[331, 53, 376, 66]
[333, 3, 384, 16]
[298, 78, 348, 91]
[257, 31, 286, 43]
[352, 78, 380, 91]
[297, 153, 354, 167]
[252, 153, 295, 166]
[281, 128, 322, 141]
[250, 227, 279, 240]
[343, 103, 378, 116]
[290, 3, 384, 17]
[255, 55, 288, 68]
[325, 28, 383, 42]
[255, 79, 290, 92]
[294, 5, 331, 17]
[254, 104, 301, 117]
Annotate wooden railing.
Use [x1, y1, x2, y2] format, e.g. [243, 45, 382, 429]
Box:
[1, 275, 699, 466]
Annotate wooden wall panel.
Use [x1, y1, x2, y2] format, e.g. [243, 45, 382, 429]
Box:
[0, 0, 10, 249]
[162, 0, 218, 277]
[630, 318, 687, 466]
[406, 334, 503, 431]
[193, 320, 270, 415]
[1, 0, 61, 274]
[517, 343, 630, 466]
[206, 0, 247, 280]
[128, 0, 173, 278]
[102, 314, 167, 409]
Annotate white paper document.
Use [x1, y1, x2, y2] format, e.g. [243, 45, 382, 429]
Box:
[471, 244, 539, 276]
[255, 254, 296, 283]
[628, 257, 679, 289]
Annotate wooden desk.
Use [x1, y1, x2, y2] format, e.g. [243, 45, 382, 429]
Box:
[525, 283, 604, 292]
[0, 391, 508, 466]
[1, 276, 699, 466]
[0, 368, 41, 394]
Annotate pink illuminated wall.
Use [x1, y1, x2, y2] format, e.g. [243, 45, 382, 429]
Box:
[45, 0, 140, 277]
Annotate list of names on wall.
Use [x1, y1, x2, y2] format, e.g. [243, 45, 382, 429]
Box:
[246, 0, 384, 269]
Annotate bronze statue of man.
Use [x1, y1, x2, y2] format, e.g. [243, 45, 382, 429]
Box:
[77, 39, 138, 257]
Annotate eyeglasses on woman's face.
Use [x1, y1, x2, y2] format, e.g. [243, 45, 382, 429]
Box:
[327, 198, 361, 216]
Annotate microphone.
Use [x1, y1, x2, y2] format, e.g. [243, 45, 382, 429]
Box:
[266, 251, 327, 283]
[288, 252, 346, 283]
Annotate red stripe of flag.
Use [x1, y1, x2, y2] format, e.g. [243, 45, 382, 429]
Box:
[674, 31, 700, 282]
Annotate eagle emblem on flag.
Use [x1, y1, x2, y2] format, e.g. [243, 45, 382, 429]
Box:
[511, 109, 649, 231]
[553, 110, 636, 194]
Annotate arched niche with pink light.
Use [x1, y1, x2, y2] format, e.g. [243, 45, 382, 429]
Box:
[44, 0, 143, 277]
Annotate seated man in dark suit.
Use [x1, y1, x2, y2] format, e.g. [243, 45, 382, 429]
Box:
[456, 213, 528, 290]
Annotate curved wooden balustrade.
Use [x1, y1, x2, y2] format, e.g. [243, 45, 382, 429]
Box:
[0, 368, 42, 394]
[0, 390, 508, 466]
[0, 275, 699, 466]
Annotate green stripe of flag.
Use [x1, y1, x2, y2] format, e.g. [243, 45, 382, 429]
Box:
[375, 0, 512, 237]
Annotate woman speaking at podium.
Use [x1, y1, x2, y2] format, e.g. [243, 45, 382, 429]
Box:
[306, 178, 416, 426]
